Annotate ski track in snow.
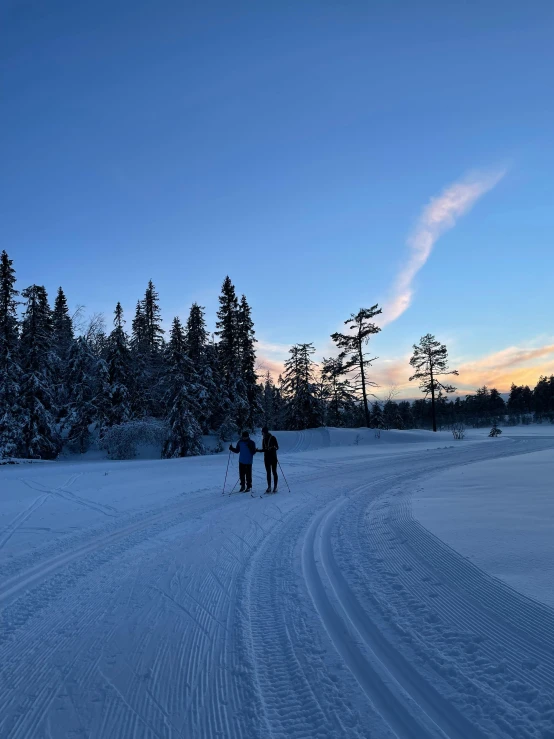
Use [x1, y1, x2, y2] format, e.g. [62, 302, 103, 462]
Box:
[1, 432, 554, 738]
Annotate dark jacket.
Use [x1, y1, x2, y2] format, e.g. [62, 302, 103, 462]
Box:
[260, 434, 279, 461]
[230, 438, 257, 464]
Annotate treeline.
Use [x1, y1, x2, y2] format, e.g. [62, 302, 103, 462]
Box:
[372, 380, 554, 432]
[0, 250, 263, 459]
[1, 249, 552, 460]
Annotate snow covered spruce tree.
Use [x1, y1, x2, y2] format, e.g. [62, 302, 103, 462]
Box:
[162, 316, 204, 457]
[93, 355, 112, 435]
[282, 343, 322, 430]
[184, 303, 214, 432]
[215, 276, 249, 431]
[131, 281, 165, 417]
[19, 285, 61, 459]
[130, 299, 148, 416]
[320, 356, 356, 427]
[65, 337, 95, 452]
[143, 280, 165, 355]
[409, 333, 459, 432]
[52, 287, 74, 360]
[237, 294, 262, 429]
[52, 286, 74, 420]
[0, 250, 24, 457]
[331, 305, 382, 428]
[215, 276, 239, 376]
[104, 303, 132, 428]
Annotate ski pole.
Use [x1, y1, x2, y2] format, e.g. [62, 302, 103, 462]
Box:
[229, 478, 240, 495]
[222, 449, 232, 495]
[278, 460, 291, 493]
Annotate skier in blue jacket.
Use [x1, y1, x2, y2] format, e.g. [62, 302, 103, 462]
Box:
[229, 431, 257, 492]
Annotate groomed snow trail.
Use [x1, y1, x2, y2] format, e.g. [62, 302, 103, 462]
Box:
[1, 432, 554, 738]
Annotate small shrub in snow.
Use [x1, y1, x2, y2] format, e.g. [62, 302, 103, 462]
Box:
[100, 419, 167, 460]
[489, 419, 502, 437]
[452, 422, 465, 440]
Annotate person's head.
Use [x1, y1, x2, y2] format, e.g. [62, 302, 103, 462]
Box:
[241, 431, 249, 439]
[262, 426, 269, 436]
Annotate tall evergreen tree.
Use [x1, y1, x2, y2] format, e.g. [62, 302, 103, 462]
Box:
[65, 337, 95, 452]
[182, 303, 214, 431]
[320, 356, 356, 427]
[131, 299, 148, 353]
[215, 276, 239, 379]
[52, 286, 74, 420]
[409, 333, 458, 432]
[237, 294, 261, 429]
[282, 343, 322, 430]
[94, 357, 112, 435]
[0, 250, 23, 457]
[215, 277, 250, 429]
[201, 340, 232, 435]
[331, 305, 382, 428]
[143, 280, 165, 353]
[130, 299, 148, 417]
[162, 317, 204, 457]
[131, 282, 165, 417]
[52, 287, 74, 358]
[105, 302, 132, 427]
[185, 303, 208, 364]
[19, 285, 60, 458]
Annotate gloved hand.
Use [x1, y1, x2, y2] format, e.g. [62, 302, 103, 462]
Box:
[229, 445, 233, 451]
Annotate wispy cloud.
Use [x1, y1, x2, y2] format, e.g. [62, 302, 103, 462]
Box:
[367, 340, 554, 398]
[256, 340, 292, 356]
[456, 342, 554, 390]
[256, 355, 285, 379]
[380, 168, 506, 326]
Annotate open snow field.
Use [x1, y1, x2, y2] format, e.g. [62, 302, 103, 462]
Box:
[1, 427, 554, 739]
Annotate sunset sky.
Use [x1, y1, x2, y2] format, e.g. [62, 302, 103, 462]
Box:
[3, 1, 553, 397]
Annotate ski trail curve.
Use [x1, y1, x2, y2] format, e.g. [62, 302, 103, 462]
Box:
[1, 435, 554, 738]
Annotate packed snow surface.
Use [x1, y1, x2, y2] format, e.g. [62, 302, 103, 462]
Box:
[1, 426, 554, 738]
[414, 446, 554, 608]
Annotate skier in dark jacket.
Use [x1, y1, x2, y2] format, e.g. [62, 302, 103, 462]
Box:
[230, 431, 257, 492]
[258, 426, 279, 493]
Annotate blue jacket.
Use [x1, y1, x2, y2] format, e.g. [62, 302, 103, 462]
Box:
[231, 438, 257, 464]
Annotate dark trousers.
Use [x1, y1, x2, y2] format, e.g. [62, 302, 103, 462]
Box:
[265, 458, 278, 487]
[239, 462, 252, 489]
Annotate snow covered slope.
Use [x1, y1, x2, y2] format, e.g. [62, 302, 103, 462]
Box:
[1, 428, 553, 738]
[413, 447, 554, 607]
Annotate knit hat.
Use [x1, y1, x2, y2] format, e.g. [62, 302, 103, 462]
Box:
[261, 426, 268, 434]
[241, 431, 249, 439]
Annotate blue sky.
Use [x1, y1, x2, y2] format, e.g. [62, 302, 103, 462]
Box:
[2, 1, 553, 395]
